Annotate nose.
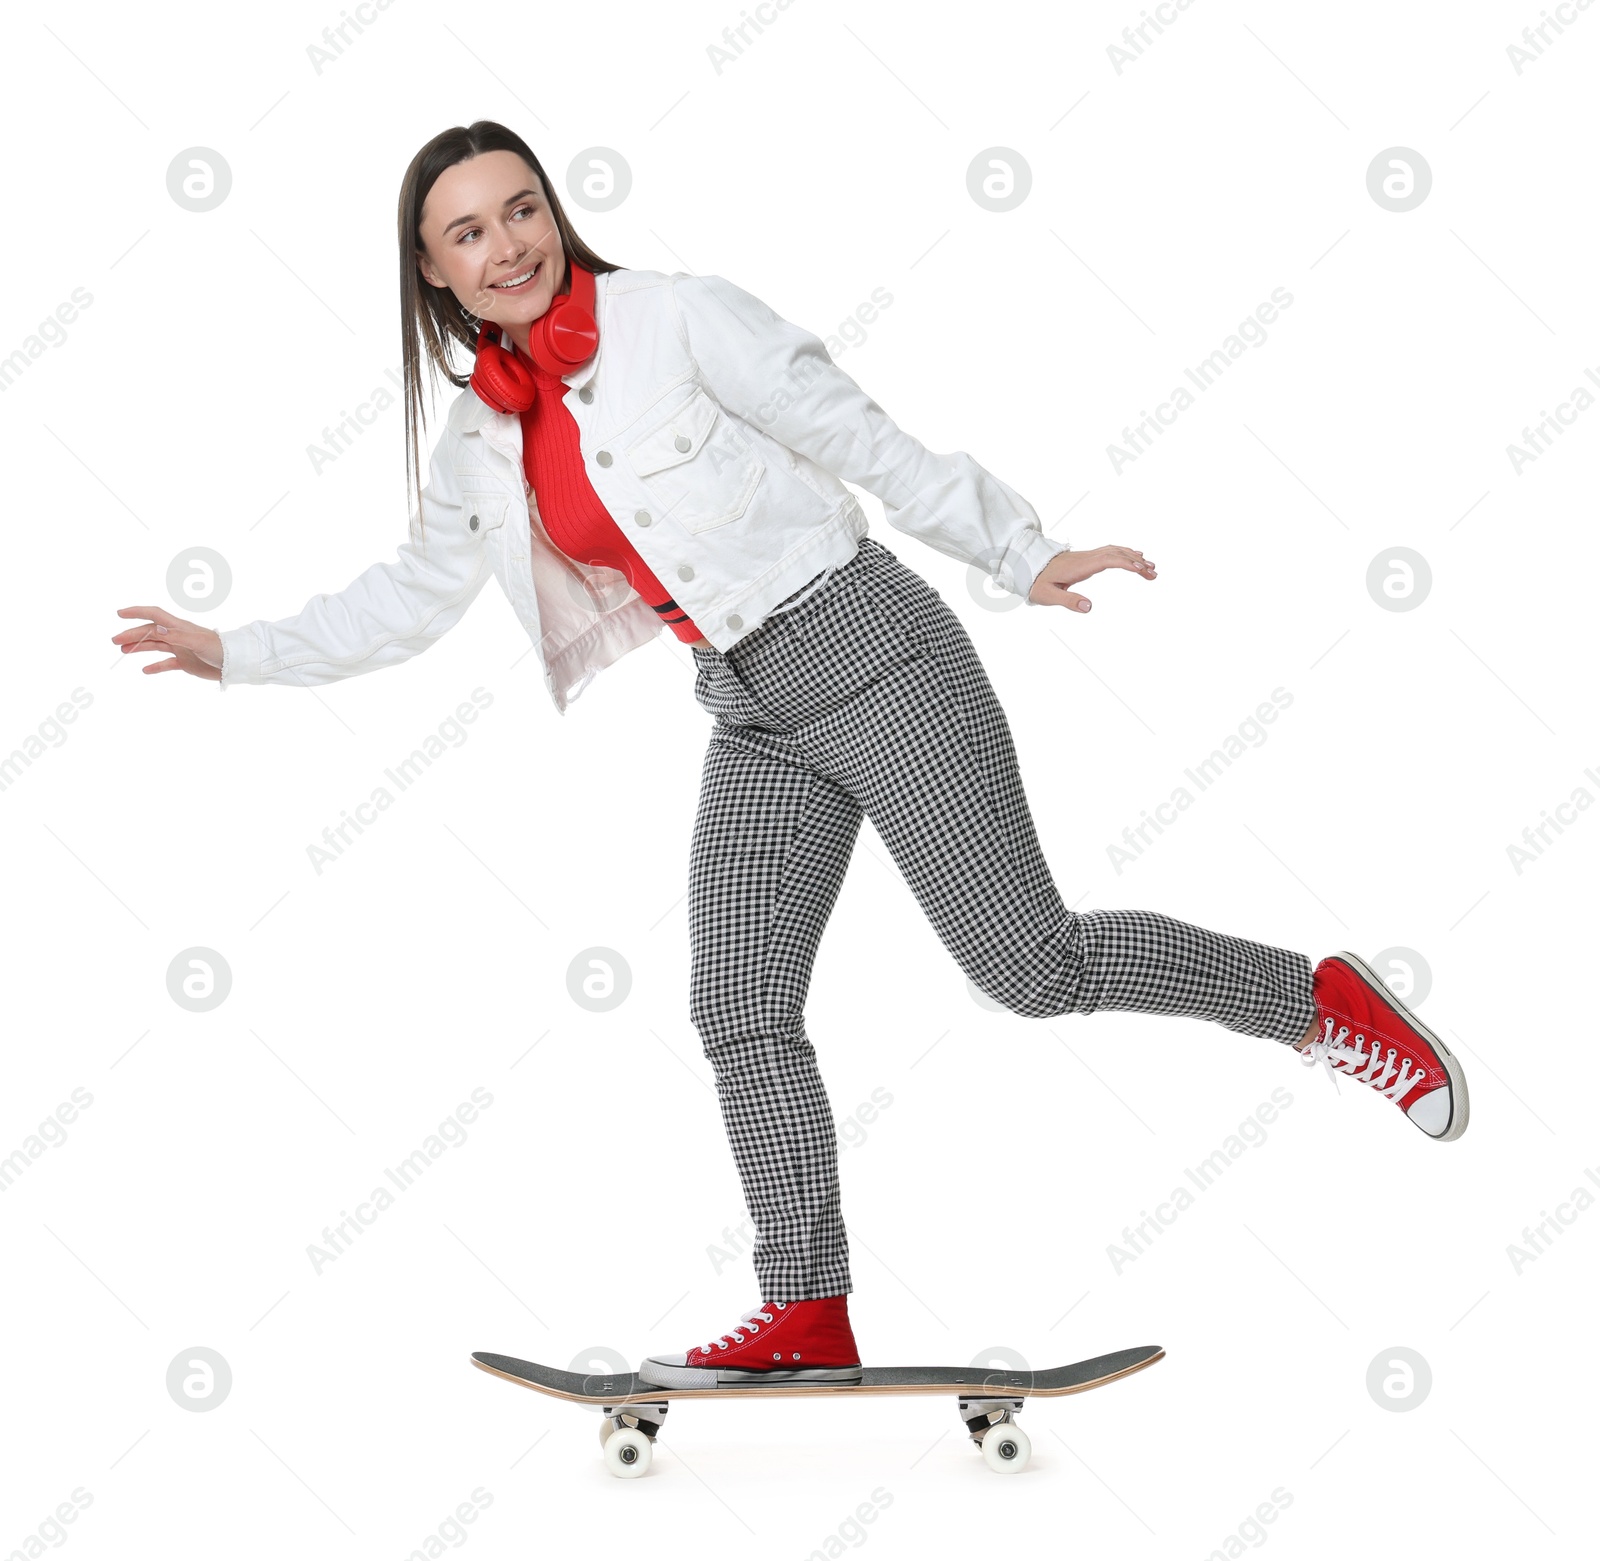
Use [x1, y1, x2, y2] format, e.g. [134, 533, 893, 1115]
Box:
[486, 223, 529, 267]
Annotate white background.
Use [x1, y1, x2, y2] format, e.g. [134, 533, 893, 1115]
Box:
[2, 1, 1592, 1556]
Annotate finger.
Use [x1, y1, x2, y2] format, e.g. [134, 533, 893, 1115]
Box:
[142, 658, 181, 674]
[116, 605, 184, 626]
[112, 615, 191, 644]
[121, 624, 186, 650]
[1063, 593, 1091, 613]
[125, 631, 206, 659]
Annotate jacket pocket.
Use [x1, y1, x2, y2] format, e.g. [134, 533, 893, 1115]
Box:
[626, 389, 765, 534]
[460, 492, 511, 538]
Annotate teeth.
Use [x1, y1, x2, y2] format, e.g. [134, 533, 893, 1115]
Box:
[492, 264, 539, 288]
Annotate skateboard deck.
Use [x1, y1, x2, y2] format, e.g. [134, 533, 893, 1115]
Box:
[471, 1343, 1164, 1477]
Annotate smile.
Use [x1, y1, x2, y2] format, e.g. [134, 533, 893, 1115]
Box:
[489, 262, 542, 292]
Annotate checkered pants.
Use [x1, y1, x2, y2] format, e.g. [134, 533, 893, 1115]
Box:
[688, 538, 1315, 1301]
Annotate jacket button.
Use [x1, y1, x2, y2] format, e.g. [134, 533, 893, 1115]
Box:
[468, 514, 480, 531]
[634, 510, 651, 527]
[596, 450, 612, 467]
[674, 433, 692, 453]
[579, 387, 594, 403]
[727, 614, 743, 630]
[677, 565, 694, 581]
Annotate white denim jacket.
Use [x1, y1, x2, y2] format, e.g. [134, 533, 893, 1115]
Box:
[218, 266, 1069, 712]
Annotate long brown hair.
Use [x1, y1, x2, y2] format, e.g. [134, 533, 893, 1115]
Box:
[398, 121, 622, 537]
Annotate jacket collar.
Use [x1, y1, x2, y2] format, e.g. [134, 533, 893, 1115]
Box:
[453, 265, 610, 437]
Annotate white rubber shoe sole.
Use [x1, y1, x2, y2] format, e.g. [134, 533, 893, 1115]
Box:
[637, 1355, 864, 1389]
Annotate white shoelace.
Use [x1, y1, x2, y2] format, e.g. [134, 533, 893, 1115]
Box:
[701, 1303, 782, 1352]
[1301, 1019, 1427, 1102]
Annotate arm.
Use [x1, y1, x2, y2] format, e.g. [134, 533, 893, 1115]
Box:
[218, 429, 496, 691]
[670, 272, 1069, 603]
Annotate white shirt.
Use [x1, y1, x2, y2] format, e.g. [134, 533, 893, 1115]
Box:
[218, 266, 1070, 712]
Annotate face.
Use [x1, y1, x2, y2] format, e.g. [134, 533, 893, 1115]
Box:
[416, 149, 567, 335]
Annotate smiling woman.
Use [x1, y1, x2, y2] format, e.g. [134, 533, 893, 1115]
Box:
[110, 115, 1465, 1447]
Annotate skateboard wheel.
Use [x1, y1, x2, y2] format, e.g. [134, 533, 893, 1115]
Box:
[980, 1420, 1031, 1473]
[603, 1426, 652, 1478]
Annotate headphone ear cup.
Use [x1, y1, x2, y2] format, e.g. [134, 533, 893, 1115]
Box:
[526, 262, 599, 377]
[471, 327, 537, 413]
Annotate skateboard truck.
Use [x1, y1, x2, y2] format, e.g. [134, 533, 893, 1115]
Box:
[958, 1396, 1030, 1472]
[597, 1399, 670, 1470]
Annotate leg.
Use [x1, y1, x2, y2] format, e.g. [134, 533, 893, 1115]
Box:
[688, 721, 863, 1301]
[820, 560, 1315, 1045]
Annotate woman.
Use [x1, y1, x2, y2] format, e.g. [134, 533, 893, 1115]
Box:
[112, 121, 1468, 1391]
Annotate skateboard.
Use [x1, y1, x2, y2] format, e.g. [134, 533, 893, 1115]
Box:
[470, 1343, 1165, 1477]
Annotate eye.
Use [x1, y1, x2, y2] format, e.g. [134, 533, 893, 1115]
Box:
[456, 201, 538, 244]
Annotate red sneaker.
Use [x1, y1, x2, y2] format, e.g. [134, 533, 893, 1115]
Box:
[1298, 951, 1468, 1141]
[638, 1296, 862, 1389]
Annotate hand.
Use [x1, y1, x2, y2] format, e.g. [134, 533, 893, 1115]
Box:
[111, 607, 225, 682]
[1026, 546, 1156, 613]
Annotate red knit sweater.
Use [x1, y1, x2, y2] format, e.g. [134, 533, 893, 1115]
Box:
[518, 362, 706, 643]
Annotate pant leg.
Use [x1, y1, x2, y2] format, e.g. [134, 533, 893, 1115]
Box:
[791, 545, 1316, 1044]
[687, 710, 863, 1301]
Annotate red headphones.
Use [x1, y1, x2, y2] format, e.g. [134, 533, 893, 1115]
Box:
[468, 259, 598, 413]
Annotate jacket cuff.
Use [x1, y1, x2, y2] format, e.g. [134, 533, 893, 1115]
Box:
[1012, 531, 1071, 604]
[217, 622, 266, 692]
